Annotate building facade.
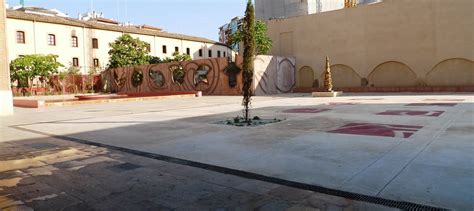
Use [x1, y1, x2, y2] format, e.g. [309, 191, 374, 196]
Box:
[218, 16, 243, 52]
[266, 0, 473, 89]
[256, 0, 382, 20]
[6, 8, 232, 75]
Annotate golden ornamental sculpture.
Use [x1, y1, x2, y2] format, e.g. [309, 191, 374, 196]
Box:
[323, 56, 333, 92]
[345, 0, 357, 8]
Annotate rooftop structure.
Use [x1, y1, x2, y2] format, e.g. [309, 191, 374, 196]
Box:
[256, 0, 382, 20]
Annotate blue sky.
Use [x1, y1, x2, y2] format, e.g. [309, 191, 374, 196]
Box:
[6, 0, 247, 41]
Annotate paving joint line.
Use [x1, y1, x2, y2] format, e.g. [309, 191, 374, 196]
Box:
[375, 117, 456, 197]
[339, 138, 404, 188]
[8, 125, 449, 211]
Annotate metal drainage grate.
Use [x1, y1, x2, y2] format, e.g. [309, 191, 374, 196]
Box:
[110, 162, 142, 172]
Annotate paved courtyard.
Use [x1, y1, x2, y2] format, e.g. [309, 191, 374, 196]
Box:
[1, 93, 473, 210]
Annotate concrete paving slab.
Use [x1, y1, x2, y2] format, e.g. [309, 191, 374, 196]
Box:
[1, 94, 473, 210]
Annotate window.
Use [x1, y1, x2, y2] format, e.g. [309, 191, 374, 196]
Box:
[71, 36, 78, 47]
[162, 45, 167, 54]
[199, 49, 203, 57]
[93, 58, 100, 67]
[223, 51, 226, 57]
[175, 46, 179, 53]
[72, 57, 79, 67]
[217, 51, 221, 57]
[208, 50, 212, 57]
[48, 34, 56, 46]
[186, 48, 190, 55]
[92, 38, 98, 49]
[16, 31, 25, 44]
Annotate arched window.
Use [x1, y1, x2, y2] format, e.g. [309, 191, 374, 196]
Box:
[72, 57, 79, 67]
[16, 31, 25, 44]
[48, 34, 56, 46]
[71, 36, 78, 47]
[92, 38, 99, 49]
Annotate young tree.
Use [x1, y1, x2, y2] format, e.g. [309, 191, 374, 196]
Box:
[10, 54, 63, 93]
[152, 52, 192, 64]
[108, 34, 150, 68]
[227, 20, 272, 55]
[242, 0, 256, 123]
[171, 51, 192, 62]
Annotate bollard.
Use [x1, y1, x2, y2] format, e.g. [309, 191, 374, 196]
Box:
[196, 91, 202, 97]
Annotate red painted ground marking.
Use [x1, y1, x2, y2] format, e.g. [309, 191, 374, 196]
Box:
[282, 108, 331, 114]
[377, 110, 444, 117]
[328, 123, 423, 138]
[424, 99, 465, 102]
[350, 98, 384, 101]
[406, 103, 457, 107]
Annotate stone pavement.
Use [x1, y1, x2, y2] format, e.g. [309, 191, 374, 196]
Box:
[1, 93, 473, 210]
[0, 137, 397, 211]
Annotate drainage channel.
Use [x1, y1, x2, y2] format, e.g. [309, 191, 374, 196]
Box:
[11, 125, 449, 211]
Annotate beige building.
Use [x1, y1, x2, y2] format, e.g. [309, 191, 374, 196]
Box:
[6, 8, 232, 75]
[267, 0, 474, 88]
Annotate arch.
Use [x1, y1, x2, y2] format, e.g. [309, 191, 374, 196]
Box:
[319, 64, 361, 88]
[426, 58, 474, 86]
[368, 61, 417, 87]
[298, 66, 314, 88]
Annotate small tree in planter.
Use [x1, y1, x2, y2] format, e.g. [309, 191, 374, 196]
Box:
[242, 0, 256, 124]
[215, 0, 282, 127]
[87, 66, 102, 93]
[58, 65, 80, 94]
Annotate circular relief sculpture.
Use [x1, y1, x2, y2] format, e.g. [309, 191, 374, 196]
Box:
[149, 69, 165, 88]
[170, 65, 185, 84]
[194, 65, 210, 86]
[131, 69, 144, 87]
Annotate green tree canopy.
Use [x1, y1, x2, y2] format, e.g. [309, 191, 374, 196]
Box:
[148, 52, 192, 64]
[108, 34, 150, 68]
[171, 51, 192, 62]
[10, 54, 63, 88]
[227, 20, 272, 55]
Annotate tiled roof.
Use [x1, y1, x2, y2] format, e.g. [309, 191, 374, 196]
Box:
[6, 10, 228, 46]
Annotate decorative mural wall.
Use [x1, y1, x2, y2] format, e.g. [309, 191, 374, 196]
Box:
[106, 55, 296, 96]
[254, 55, 296, 95]
[107, 57, 244, 96]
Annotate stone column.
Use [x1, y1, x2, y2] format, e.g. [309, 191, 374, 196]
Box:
[0, 0, 13, 116]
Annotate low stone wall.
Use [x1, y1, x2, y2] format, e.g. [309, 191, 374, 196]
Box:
[294, 86, 474, 93]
